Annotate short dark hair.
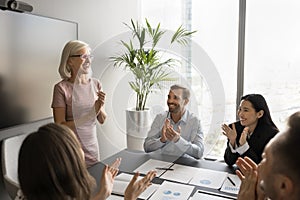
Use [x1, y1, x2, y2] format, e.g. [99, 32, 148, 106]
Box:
[18, 123, 96, 200]
[170, 84, 190, 100]
[272, 111, 300, 187]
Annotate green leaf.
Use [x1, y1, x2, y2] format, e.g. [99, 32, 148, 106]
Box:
[171, 25, 197, 45]
[110, 18, 196, 110]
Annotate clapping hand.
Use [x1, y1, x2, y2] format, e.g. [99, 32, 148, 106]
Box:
[160, 119, 170, 143]
[161, 118, 181, 143]
[222, 123, 237, 146]
[97, 91, 106, 106]
[165, 124, 181, 142]
[239, 127, 249, 146]
[235, 157, 265, 200]
[124, 170, 157, 200]
[95, 91, 106, 115]
[95, 158, 121, 200]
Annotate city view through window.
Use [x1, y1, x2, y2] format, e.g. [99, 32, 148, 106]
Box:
[140, 0, 300, 159]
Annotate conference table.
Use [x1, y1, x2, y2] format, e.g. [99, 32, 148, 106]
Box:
[88, 149, 238, 199]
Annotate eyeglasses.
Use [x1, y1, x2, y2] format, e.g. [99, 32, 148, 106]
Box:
[69, 54, 94, 60]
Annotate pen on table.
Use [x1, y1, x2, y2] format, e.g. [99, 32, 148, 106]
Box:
[227, 176, 236, 186]
[155, 167, 174, 171]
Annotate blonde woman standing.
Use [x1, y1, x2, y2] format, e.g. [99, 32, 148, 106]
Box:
[51, 40, 106, 167]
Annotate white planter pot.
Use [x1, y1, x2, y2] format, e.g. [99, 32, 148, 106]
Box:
[126, 108, 151, 151]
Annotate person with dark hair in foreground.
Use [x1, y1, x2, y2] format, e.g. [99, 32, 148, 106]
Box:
[17, 123, 156, 200]
[236, 111, 300, 200]
[222, 94, 279, 166]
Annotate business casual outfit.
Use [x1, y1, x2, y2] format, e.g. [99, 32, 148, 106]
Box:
[52, 78, 101, 167]
[224, 121, 278, 166]
[144, 110, 204, 159]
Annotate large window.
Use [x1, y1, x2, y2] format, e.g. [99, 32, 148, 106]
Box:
[244, 0, 300, 131]
[140, 0, 239, 158]
[141, 0, 300, 159]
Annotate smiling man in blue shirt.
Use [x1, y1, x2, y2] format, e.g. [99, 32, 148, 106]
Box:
[143, 84, 204, 159]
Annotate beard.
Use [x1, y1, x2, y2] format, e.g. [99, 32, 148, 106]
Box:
[168, 103, 180, 113]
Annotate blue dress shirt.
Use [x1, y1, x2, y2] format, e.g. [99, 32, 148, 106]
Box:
[143, 110, 204, 159]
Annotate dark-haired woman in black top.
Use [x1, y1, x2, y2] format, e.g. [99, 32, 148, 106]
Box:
[222, 94, 279, 166]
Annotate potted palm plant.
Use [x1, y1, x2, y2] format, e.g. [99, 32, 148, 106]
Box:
[111, 19, 195, 150]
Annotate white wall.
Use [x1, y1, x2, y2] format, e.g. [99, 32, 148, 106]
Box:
[25, 0, 139, 48]
[24, 0, 140, 159]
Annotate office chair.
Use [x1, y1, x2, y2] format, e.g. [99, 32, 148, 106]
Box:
[1, 133, 28, 199]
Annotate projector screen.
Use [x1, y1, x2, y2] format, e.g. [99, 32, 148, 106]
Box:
[0, 10, 78, 130]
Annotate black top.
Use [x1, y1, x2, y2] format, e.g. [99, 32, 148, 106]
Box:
[224, 121, 278, 166]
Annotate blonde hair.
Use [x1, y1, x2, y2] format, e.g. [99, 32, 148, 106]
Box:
[58, 40, 90, 79]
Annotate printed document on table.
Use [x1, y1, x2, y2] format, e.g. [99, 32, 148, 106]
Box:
[149, 181, 194, 200]
[133, 159, 174, 177]
[220, 174, 241, 195]
[112, 173, 159, 199]
[189, 168, 228, 189]
[160, 164, 199, 183]
[106, 194, 123, 200]
[190, 190, 236, 200]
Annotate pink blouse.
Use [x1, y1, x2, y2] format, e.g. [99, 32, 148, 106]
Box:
[51, 78, 101, 167]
